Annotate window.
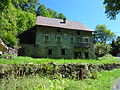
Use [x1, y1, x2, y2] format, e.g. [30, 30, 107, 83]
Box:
[83, 37, 89, 43]
[70, 37, 74, 43]
[74, 52, 81, 59]
[63, 34, 67, 38]
[61, 49, 65, 55]
[48, 49, 52, 55]
[77, 37, 82, 43]
[44, 34, 50, 41]
[56, 35, 62, 42]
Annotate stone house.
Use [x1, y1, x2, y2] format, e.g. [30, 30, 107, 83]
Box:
[19, 16, 95, 59]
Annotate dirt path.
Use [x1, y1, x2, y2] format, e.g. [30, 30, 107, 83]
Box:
[112, 78, 120, 90]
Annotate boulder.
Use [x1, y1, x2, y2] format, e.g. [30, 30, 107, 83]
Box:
[0, 38, 8, 54]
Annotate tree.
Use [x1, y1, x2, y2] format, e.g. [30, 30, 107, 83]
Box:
[0, 2, 36, 47]
[47, 8, 57, 18]
[0, 0, 11, 11]
[103, 0, 120, 20]
[0, 1, 66, 48]
[11, 0, 39, 13]
[57, 13, 66, 19]
[110, 36, 120, 56]
[36, 4, 66, 19]
[36, 4, 51, 17]
[94, 42, 111, 57]
[94, 25, 115, 43]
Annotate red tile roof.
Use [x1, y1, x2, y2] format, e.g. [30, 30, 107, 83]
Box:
[36, 16, 93, 32]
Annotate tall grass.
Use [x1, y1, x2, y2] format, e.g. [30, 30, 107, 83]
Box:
[1, 68, 120, 90]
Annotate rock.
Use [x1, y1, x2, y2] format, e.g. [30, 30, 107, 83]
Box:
[0, 38, 8, 54]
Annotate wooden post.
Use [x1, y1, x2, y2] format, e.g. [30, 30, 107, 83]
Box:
[80, 68, 84, 80]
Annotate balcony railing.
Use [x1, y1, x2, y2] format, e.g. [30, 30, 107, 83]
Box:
[75, 42, 90, 48]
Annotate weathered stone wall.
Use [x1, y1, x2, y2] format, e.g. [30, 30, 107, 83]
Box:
[0, 38, 8, 54]
[4, 47, 18, 56]
[35, 26, 95, 59]
[1, 63, 120, 79]
[19, 25, 95, 59]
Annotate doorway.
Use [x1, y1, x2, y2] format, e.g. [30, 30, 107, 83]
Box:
[74, 52, 81, 59]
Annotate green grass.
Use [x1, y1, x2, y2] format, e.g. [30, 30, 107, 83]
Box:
[1, 68, 120, 90]
[0, 55, 120, 65]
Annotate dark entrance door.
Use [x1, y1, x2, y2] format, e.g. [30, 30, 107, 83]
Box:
[85, 52, 89, 58]
[74, 52, 81, 59]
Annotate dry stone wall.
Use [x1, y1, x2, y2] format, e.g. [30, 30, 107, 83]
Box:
[1, 62, 120, 80]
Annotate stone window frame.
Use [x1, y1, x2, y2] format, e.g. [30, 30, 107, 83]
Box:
[44, 34, 50, 42]
[83, 37, 89, 43]
[69, 37, 74, 43]
[77, 37, 82, 43]
[56, 35, 62, 43]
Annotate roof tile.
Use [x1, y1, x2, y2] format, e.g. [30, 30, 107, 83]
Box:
[36, 16, 93, 31]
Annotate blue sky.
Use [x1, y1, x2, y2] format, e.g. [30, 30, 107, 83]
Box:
[40, 0, 120, 36]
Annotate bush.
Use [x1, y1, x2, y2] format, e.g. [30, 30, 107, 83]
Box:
[95, 42, 111, 57]
[98, 54, 115, 60]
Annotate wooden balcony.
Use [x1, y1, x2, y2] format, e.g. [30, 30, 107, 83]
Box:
[75, 42, 90, 48]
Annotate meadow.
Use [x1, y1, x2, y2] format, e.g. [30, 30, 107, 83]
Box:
[0, 54, 120, 65]
[1, 68, 120, 90]
[0, 54, 120, 90]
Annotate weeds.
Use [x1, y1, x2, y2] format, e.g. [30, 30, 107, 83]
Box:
[1, 68, 120, 90]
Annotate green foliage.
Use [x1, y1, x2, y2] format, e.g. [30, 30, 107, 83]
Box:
[1, 68, 120, 90]
[57, 13, 66, 19]
[0, 1, 36, 47]
[103, 0, 120, 20]
[111, 36, 120, 55]
[36, 4, 51, 17]
[94, 25, 115, 43]
[36, 4, 66, 19]
[0, 1, 66, 47]
[98, 54, 115, 60]
[0, 0, 11, 10]
[94, 42, 111, 57]
[2, 31, 19, 47]
[11, 0, 40, 13]
[47, 8, 57, 18]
